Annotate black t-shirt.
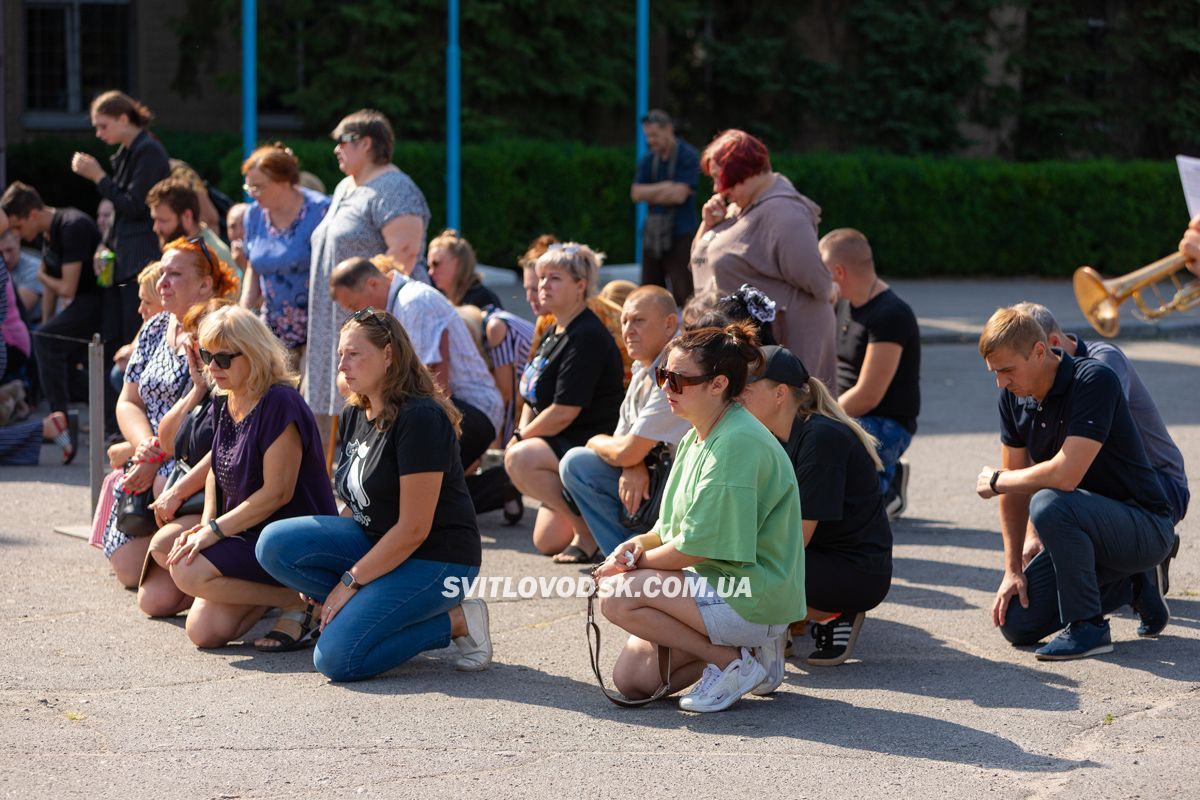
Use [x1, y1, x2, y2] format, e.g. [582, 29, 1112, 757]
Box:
[45, 208, 102, 296]
[335, 397, 481, 567]
[783, 415, 892, 575]
[836, 289, 920, 433]
[999, 351, 1169, 517]
[461, 280, 503, 311]
[527, 307, 624, 446]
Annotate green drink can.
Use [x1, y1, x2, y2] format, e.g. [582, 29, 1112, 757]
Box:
[97, 249, 115, 288]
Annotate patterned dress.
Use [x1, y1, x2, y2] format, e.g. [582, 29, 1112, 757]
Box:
[304, 170, 431, 417]
[100, 312, 192, 557]
[482, 308, 534, 442]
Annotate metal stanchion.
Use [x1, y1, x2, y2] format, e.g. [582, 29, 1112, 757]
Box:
[88, 333, 104, 513]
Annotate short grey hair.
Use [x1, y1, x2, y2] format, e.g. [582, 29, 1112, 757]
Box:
[535, 242, 605, 299]
[1012, 301, 1063, 339]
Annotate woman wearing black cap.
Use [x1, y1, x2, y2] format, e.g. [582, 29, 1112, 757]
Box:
[739, 345, 892, 665]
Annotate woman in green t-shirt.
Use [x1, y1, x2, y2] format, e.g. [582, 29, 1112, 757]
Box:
[593, 322, 804, 713]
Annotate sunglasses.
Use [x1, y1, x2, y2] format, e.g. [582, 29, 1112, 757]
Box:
[198, 348, 243, 369]
[187, 235, 216, 271]
[335, 132, 363, 144]
[546, 243, 582, 255]
[350, 307, 390, 331]
[241, 182, 263, 196]
[656, 367, 716, 394]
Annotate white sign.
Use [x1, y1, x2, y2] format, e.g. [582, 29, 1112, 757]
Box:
[1178, 154, 1200, 219]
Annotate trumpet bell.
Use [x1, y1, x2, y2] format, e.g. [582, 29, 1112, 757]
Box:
[1073, 265, 1121, 338]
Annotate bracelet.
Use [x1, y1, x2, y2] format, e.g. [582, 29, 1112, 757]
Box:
[209, 519, 228, 540]
[989, 469, 1004, 494]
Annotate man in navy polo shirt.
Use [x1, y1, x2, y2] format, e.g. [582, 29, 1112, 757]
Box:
[974, 307, 1175, 661]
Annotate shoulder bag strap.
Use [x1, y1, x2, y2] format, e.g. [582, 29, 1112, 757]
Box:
[586, 590, 673, 707]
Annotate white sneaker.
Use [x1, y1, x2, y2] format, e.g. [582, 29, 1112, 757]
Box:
[678, 648, 767, 713]
[751, 632, 787, 696]
[453, 598, 492, 671]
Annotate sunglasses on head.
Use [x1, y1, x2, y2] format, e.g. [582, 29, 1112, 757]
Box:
[187, 235, 215, 271]
[656, 366, 716, 394]
[546, 243, 582, 255]
[351, 307, 390, 331]
[198, 348, 243, 369]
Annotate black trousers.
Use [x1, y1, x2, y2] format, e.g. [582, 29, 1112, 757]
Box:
[641, 234, 694, 307]
[451, 397, 496, 471]
[100, 281, 143, 435]
[34, 293, 103, 415]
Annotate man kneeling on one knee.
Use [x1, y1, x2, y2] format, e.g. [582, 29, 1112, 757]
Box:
[975, 307, 1176, 661]
[558, 285, 692, 561]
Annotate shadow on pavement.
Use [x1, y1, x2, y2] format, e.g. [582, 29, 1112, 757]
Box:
[884, 582, 978, 610]
[892, 517, 1003, 550]
[893, 555, 1003, 592]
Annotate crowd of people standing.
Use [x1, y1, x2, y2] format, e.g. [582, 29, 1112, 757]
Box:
[1, 93, 1195, 714]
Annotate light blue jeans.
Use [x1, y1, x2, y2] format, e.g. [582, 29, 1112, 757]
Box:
[256, 515, 478, 682]
[559, 447, 631, 555]
[857, 415, 913, 495]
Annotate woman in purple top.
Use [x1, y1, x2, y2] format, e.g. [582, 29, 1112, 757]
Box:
[238, 144, 330, 367]
[166, 306, 335, 652]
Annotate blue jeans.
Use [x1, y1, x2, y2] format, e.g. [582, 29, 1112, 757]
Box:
[857, 415, 913, 495]
[256, 516, 478, 682]
[559, 447, 629, 556]
[1000, 488, 1174, 644]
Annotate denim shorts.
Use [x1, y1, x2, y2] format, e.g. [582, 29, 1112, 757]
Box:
[692, 576, 787, 648]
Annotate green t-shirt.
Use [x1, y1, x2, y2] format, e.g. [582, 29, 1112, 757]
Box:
[655, 403, 806, 624]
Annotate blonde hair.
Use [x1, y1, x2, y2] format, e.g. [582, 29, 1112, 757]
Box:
[535, 242, 604, 299]
[599, 279, 638, 308]
[790, 378, 883, 471]
[978, 307, 1047, 359]
[197, 306, 297, 399]
[428, 228, 480, 305]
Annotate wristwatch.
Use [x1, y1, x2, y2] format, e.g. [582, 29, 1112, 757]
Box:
[340, 570, 363, 591]
[512, 428, 524, 442]
[989, 469, 1004, 494]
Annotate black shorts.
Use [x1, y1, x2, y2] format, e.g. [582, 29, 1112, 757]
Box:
[805, 548, 891, 614]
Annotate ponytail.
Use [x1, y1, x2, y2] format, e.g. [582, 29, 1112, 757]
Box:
[790, 378, 883, 471]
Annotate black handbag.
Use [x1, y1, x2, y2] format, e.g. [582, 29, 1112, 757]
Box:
[619, 443, 673, 533]
[162, 397, 211, 519]
[115, 460, 157, 538]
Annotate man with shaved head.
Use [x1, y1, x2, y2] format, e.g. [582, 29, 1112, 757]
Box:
[821, 228, 920, 520]
[558, 284, 692, 561]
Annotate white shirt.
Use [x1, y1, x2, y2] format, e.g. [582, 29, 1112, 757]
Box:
[386, 273, 504, 432]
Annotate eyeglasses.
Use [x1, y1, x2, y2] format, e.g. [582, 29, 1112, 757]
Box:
[187, 235, 215, 271]
[335, 132, 362, 145]
[241, 182, 263, 196]
[198, 348, 243, 369]
[656, 366, 716, 394]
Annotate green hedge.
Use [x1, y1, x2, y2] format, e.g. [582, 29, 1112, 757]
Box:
[6, 134, 1187, 278]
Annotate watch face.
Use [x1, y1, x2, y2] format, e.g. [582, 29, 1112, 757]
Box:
[341, 572, 355, 588]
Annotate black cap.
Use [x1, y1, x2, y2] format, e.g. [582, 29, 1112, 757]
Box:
[754, 345, 809, 388]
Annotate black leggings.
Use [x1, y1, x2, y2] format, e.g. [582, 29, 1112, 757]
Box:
[806, 548, 891, 614]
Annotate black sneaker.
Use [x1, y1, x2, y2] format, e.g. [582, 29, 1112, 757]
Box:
[1161, 533, 1181, 596]
[806, 612, 865, 666]
[1132, 564, 1171, 639]
[885, 461, 909, 521]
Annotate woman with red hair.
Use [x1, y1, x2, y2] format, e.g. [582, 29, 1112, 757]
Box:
[98, 237, 239, 588]
[690, 130, 837, 390]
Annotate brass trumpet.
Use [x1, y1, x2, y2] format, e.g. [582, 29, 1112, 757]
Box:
[1073, 253, 1200, 337]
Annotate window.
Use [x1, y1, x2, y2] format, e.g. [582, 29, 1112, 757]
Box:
[24, 1, 133, 120]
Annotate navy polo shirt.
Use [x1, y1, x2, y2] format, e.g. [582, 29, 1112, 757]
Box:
[998, 350, 1169, 517]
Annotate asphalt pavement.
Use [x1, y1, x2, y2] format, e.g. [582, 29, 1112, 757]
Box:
[1, 277, 1197, 799]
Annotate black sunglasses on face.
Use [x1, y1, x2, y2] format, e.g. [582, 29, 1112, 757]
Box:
[198, 348, 243, 369]
[335, 132, 362, 145]
[656, 366, 716, 394]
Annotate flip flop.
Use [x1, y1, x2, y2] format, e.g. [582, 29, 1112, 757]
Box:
[254, 607, 318, 652]
[552, 544, 602, 564]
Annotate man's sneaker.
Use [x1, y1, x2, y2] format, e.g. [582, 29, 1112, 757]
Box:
[1034, 619, 1113, 661]
[885, 460, 909, 521]
[678, 649, 767, 713]
[751, 631, 787, 696]
[806, 612, 865, 666]
[1131, 565, 1171, 639]
[452, 598, 492, 671]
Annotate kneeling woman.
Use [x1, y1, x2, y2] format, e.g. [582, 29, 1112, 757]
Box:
[595, 323, 804, 713]
[165, 306, 337, 649]
[739, 346, 892, 666]
[256, 308, 491, 682]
